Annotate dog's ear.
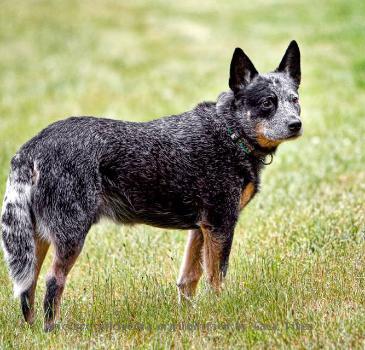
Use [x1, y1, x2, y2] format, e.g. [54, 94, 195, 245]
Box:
[229, 48, 258, 94]
[276, 40, 301, 86]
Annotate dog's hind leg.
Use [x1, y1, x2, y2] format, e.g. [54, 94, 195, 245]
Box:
[43, 238, 85, 332]
[177, 229, 204, 302]
[20, 235, 50, 324]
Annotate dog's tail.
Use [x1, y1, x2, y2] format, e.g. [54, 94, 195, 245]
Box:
[1, 155, 35, 297]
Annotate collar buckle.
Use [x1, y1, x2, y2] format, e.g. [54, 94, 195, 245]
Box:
[229, 131, 240, 142]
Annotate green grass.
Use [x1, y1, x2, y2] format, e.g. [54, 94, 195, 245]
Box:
[0, 0, 365, 348]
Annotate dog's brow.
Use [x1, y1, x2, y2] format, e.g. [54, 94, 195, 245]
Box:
[271, 77, 281, 87]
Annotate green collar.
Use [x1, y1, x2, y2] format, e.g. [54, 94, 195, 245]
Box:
[227, 127, 254, 155]
[226, 127, 273, 165]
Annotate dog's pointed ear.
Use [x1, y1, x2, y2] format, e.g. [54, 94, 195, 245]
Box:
[276, 40, 301, 86]
[229, 48, 258, 94]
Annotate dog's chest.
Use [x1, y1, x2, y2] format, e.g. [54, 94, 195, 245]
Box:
[239, 182, 256, 209]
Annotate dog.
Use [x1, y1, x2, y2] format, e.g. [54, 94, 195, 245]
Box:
[1, 41, 301, 331]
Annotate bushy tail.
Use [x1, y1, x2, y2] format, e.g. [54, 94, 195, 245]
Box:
[1, 157, 35, 297]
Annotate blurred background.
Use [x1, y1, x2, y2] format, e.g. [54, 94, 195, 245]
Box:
[0, 0, 364, 348]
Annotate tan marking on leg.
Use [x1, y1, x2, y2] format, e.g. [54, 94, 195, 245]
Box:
[44, 246, 82, 331]
[201, 225, 223, 293]
[240, 182, 255, 210]
[24, 236, 50, 324]
[177, 229, 204, 301]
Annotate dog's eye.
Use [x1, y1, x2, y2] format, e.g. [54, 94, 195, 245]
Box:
[291, 96, 299, 103]
[261, 99, 274, 109]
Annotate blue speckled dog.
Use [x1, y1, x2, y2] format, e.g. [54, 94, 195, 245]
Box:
[1, 41, 302, 331]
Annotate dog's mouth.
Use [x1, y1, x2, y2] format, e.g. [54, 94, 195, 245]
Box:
[275, 131, 303, 142]
[255, 124, 302, 148]
[256, 130, 302, 148]
[286, 128, 303, 140]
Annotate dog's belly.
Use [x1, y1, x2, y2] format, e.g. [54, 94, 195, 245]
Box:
[133, 211, 199, 230]
[101, 190, 200, 230]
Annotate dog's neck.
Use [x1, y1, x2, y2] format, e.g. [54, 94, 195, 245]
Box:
[215, 91, 277, 159]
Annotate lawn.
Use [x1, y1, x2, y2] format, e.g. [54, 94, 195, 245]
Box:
[0, 0, 365, 348]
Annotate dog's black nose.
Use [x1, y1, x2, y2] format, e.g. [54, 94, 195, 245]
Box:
[288, 119, 302, 132]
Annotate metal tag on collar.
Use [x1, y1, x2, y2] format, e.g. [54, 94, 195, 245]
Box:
[259, 153, 274, 165]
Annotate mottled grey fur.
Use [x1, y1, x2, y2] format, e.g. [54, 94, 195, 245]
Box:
[1, 41, 302, 328]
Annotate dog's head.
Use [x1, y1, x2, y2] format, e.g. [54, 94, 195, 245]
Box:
[228, 41, 302, 149]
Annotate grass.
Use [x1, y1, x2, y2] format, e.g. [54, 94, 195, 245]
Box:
[0, 0, 365, 348]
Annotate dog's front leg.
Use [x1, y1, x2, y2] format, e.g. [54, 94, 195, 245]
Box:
[200, 223, 234, 293]
[177, 229, 204, 302]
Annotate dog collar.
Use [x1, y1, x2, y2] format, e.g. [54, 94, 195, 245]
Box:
[226, 127, 273, 165]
